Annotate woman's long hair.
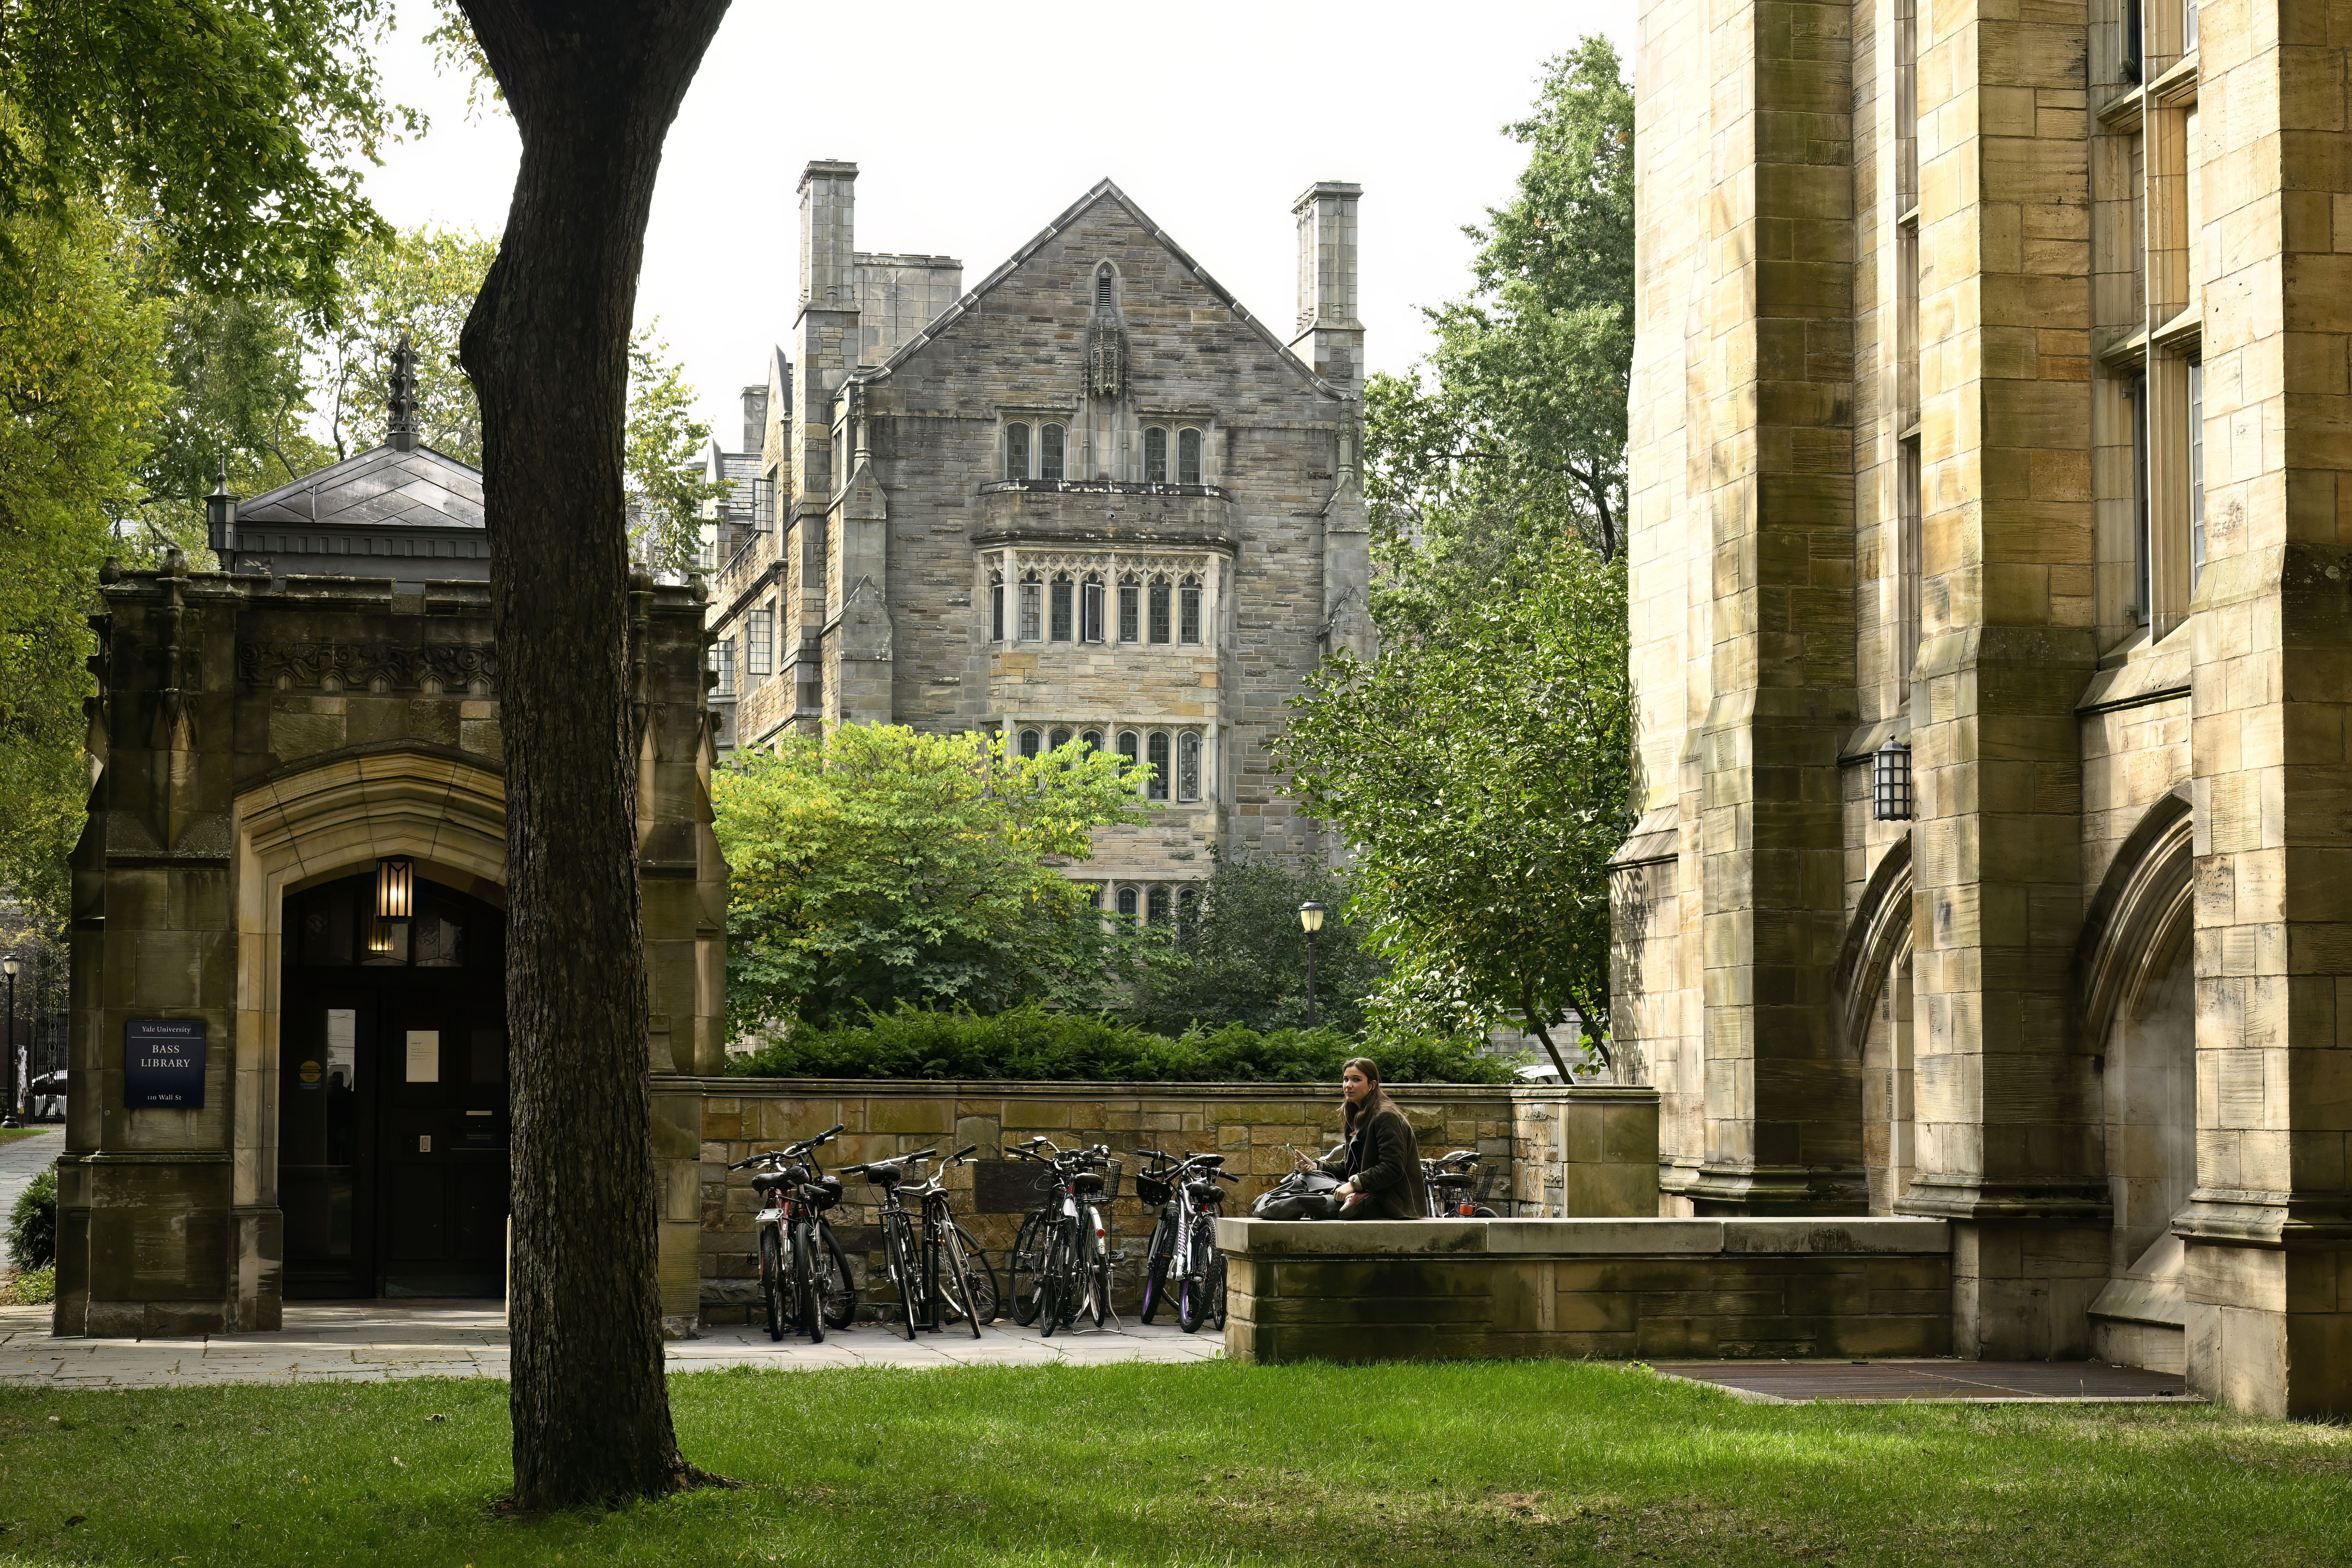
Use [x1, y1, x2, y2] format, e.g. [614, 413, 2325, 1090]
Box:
[1342, 1056, 1392, 1135]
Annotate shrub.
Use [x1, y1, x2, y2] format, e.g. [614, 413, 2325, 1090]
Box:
[7, 1167, 56, 1271]
[726, 1003, 1514, 1085]
[0, 1265, 54, 1305]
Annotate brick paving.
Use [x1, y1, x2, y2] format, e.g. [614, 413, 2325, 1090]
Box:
[0, 1300, 1223, 1388]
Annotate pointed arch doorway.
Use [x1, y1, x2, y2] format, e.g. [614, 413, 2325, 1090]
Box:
[279, 868, 511, 1298]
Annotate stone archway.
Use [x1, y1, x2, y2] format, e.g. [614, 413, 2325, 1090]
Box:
[1837, 838, 1915, 1214]
[228, 747, 508, 1325]
[2075, 791, 2195, 1373]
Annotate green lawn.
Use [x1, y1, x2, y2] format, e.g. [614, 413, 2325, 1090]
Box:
[0, 1128, 56, 1145]
[0, 1359, 2343, 1567]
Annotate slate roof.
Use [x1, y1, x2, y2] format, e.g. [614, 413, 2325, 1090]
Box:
[237, 444, 485, 531]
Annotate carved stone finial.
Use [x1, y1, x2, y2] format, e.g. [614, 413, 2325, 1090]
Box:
[99, 557, 121, 585]
[387, 334, 419, 451]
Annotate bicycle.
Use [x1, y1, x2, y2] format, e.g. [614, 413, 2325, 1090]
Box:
[1423, 1148, 1498, 1218]
[1171, 1155, 1242, 1334]
[1132, 1147, 1233, 1325]
[1003, 1137, 1119, 1335]
[902, 1142, 1000, 1336]
[840, 1146, 942, 1341]
[728, 1124, 859, 1342]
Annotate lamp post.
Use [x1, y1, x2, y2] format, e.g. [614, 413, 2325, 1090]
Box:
[1, 955, 18, 1129]
[1298, 901, 1326, 1030]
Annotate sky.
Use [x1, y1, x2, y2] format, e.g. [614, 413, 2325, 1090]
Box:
[362, 1, 1632, 447]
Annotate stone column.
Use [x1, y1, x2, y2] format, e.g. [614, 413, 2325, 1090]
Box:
[2176, 5, 2352, 1418]
[1685, 0, 1862, 1213]
[1895, 0, 2108, 1355]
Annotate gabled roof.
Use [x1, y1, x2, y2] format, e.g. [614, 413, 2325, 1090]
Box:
[863, 179, 1347, 402]
[238, 443, 485, 530]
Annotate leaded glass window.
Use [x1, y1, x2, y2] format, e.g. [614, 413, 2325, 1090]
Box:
[1019, 574, 1043, 641]
[1006, 422, 1031, 480]
[1019, 728, 1042, 760]
[1146, 731, 1170, 800]
[1050, 575, 1074, 641]
[1177, 731, 1200, 802]
[1148, 578, 1171, 644]
[1178, 428, 1203, 485]
[1118, 577, 1140, 642]
[1144, 427, 1168, 483]
[1179, 577, 1201, 644]
[1081, 575, 1105, 642]
[1041, 423, 1067, 481]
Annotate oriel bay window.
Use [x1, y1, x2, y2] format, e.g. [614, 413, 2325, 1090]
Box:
[989, 572, 1005, 642]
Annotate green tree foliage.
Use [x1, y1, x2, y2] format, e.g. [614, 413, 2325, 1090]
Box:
[316, 226, 499, 463]
[6, 1168, 56, 1272]
[626, 322, 725, 578]
[0, 1, 409, 316]
[136, 291, 330, 554]
[0, 205, 169, 923]
[1128, 854, 1386, 1037]
[713, 725, 1156, 1035]
[727, 1002, 1511, 1086]
[1282, 40, 1636, 1078]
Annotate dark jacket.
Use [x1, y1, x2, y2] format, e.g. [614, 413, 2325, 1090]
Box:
[1319, 1100, 1427, 1220]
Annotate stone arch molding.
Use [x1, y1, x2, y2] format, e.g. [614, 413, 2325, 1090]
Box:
[2075, 788, 2194, 1050]
[227, 745, 507, 1214]
[1837, 835, 1914, 1059]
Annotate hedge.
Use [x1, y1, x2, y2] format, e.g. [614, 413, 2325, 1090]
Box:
[725, 1003, 1516, 1085]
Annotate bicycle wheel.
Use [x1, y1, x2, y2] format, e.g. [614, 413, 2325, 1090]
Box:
[885, 1214, 924, 1341]
[1137, 1210, 1177, 1325]
[1206, 1252, 1228, 1331]
[814, 1225, 858, 1329]
[1087, 1220, 1111, 1328]
[789, 1220, 824, 1345]
[757, 1222, 787, 1342]
[1009, 1209, 1050, 1326]
[952, 1223, 999, 1325]
[1038, 1222, 1075, 1338]
[1176, 1216, 1217, 1334]
[934, 1220, 985, 1339]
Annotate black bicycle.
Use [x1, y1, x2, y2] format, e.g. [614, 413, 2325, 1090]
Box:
[1423, 1148, 1498, 1218]
[1132, 1147, 1234, 1325]
[1171, 1155, 1242, 1334]
[841, 1147, 943, 1341]
[728, 1125, 858, 1342]
[1004, 1138, 1119, 1335]
[902, 1144, 1000, 1337]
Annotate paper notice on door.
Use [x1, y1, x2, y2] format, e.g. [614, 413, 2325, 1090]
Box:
[404, 1030, 440, 1083]
[325, 1009, 356, 1090]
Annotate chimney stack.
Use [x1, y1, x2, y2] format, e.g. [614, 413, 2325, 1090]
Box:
[798, 160, 858, 309]
[1290, 182, 1363, 389]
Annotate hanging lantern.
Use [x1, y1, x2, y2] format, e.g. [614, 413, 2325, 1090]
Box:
[1872, 738, 1914, 822]
[375, 857, 415, 919]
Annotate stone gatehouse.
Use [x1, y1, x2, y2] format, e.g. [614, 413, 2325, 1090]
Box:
[1614, 0, 2352, 1415]
[703, 162, 1374, 910]
[58, 422, 723, 1335]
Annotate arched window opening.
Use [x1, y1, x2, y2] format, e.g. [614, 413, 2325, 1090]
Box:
[1088, 883, 1105, 910]
[1118, 575, 1141, 642]
[1096, 265, 1114, 310]
[1177, 731, 1201, 802]
[1146, 731, 1170, 800]
[988, 572, 1005, 642]
[1005, 422, 1031, 480]
[1144, 427, 1169, 484]
[1177, 428, 1203, 486]
[1116, 730, 1141, 772]
[1177, 884, 1201, 936]
[1018, 573, 1043, 641]
[1148, 577, 1172, 644]
[1018, 727, 1042, 760]
[1147, 885, 1171, 925]
[1050, 574, 1074, 641]
[1041, 423, 1067, 481]
[1081, 574, 1105, 642]
[1049, 726, 1071, 751]
[1080, 728, 1103, 751]
[1178, 576, 1202, 645]
[1116, 885, 1139, 919]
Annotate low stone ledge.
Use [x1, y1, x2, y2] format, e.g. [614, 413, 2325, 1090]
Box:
[1220, 1217, 1953, 1365]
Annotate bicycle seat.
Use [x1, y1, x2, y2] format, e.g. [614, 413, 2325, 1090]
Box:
[750, 1169, 790, 1196]
[861, 1165, 905, 1186]
[1184, 1180, 1228, 1203]
[1190, 1154, 1227, 1168]
[803, 1174, 843, 1207]
[1071, 1171, 1106, 1194]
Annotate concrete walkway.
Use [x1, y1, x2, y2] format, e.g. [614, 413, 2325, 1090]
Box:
[0, 1300, 1223, 1388]
[0, 1127, 60, 1267]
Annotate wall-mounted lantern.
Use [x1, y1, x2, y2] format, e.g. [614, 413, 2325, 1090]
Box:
[369, 857, 415, 955]
[1872, 738, 1914, 822]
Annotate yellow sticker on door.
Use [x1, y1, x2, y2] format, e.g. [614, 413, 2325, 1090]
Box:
[405, 1030, 439, 1083]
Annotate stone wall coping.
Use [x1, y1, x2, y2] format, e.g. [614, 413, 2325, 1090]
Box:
[682, 1075, 1658, 1105]
[1217, 1217, 1950, 1257]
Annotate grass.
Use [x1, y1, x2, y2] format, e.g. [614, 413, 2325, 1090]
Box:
[0, 1128, 54, 1146]
[0, 1359, 2344, 1567]
[0, 1266, 52, 1305]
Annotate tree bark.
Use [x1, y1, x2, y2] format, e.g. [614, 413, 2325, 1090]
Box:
[453, 0, 730, 1511]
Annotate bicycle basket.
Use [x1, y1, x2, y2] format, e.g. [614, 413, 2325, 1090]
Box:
[1134, 1171, 1174, 1207]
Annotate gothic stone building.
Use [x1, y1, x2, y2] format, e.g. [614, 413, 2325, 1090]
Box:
[1614, 0, 2352, 1414]
[704, 164, 1373, 916]
[58, 421, 723, 1334]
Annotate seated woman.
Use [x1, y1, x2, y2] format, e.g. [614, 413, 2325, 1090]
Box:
[1291, 1057, 1427, 1220]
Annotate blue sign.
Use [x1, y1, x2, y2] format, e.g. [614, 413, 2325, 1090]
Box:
[125, 1019, 206, 1109]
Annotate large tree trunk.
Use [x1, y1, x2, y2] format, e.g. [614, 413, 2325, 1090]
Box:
[454, 0, 730, 1511]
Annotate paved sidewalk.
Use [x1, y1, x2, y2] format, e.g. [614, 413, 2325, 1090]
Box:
[0, 1128, 61, 1266]
[0, 1300, 1223, 1388]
